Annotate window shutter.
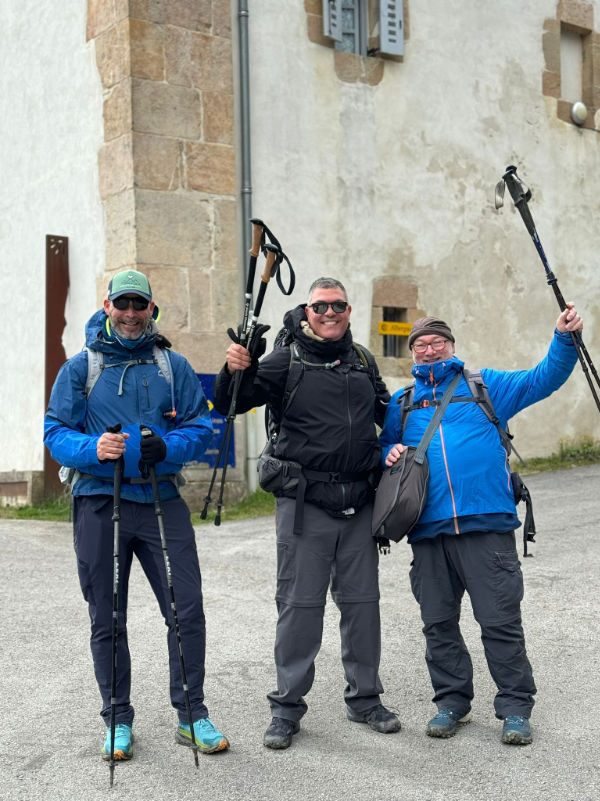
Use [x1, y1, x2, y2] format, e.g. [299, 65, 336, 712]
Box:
[380, 0, 404, 56]
[322, 0, 343, 42]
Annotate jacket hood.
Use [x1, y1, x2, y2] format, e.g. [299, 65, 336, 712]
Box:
[282, 304, 355, 360]
[412, 354, 465, 386]
[85, 309, 159, 356]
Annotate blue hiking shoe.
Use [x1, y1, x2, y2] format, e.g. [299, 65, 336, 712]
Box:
[426, 709, 472, 738]
[176, 717, 229, 754]
[502, 715, 532, 745]
[102, 723, 133, 761]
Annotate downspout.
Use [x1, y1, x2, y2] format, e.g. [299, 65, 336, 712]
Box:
[237, 0, 258, 491]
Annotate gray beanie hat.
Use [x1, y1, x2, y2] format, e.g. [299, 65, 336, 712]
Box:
[408, 316, 455, 350]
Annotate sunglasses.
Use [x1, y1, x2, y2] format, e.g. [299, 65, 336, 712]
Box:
[112, 296, 150, 311]
[308, 300, 349, 315]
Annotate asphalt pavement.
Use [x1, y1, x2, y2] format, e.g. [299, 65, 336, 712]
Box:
[1, 464, 599, 801]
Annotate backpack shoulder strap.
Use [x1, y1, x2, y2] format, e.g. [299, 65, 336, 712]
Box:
[153, 345, 172, 384]
[398, 383, 415, 437]
[282, 342, 304, 412]
[85, 348, 103, 398]
[463, 368, 515, 458]
[352, 342, 378, 391]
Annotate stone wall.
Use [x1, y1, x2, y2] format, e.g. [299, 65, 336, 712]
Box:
[88, 0, 243, 510]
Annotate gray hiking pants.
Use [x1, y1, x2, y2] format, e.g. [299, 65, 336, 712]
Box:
[267, 497, 384, 721]
[410, 530, 536, 720]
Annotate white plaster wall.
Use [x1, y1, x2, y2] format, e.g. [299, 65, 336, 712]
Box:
[247, 0, 600, 457]
[0, 1, 105, 471]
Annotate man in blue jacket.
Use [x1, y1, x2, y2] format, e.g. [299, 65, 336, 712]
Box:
[44, 269, 229, 760]
[379, 304, 583, 746]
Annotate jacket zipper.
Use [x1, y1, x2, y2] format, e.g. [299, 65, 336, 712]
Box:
[431, 368, 460, 534]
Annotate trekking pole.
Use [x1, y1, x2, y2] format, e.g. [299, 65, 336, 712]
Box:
[106, 423, 124, 789]
[201, 218, 295, 523]
[211, 243, 279, 524]
[495, 165, 600, 413]
[139, 425, 199, 768]
[200, 219, 264, 520]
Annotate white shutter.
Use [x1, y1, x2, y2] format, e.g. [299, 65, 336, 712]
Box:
[380, 0, 404, 56]
[322, 0, 343, 42]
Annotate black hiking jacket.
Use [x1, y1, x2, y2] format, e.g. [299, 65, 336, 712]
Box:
[214, 305, 390, 514]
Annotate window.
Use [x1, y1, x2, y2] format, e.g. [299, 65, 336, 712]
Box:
[322, 0, 404, 57]
[560, 29, 583, 103]
[382, 307, 409, 358]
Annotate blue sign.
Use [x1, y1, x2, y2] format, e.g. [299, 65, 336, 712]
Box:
[197, 373, 235, 468]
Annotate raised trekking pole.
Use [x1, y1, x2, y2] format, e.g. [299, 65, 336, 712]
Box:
[495, 165, 600, 413]
[107, 423, 124, 788]
[201, 218, 295, 523]
[200, 219, 264, 521]
[140, 425, 199, 768]
[212, 243, 279, 524]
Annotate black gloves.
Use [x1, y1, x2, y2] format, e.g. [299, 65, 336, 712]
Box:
[227, 324, 271, 361]
[139, 430, 167, 478]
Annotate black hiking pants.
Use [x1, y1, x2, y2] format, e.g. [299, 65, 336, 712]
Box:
[410, 530, 536, 720]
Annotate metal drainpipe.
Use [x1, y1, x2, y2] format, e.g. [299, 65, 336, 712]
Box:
[238, 0, 258, 492]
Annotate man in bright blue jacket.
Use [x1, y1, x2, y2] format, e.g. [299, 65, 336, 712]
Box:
[44, 269, 229, 760]
[379, 304, 583, 746]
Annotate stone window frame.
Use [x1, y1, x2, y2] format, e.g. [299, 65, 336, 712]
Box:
[305, 0, 408, 86]
[543, 1, 600, 131]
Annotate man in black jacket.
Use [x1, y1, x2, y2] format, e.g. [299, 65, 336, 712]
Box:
[214, 277, 400, 749]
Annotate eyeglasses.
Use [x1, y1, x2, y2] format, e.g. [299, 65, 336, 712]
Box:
[412, 338, 449, 354]
[308, 300, 349, 315]
[112, 296, 150, 311]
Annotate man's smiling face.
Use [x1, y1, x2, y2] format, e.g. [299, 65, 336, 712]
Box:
[305, 288, 352, 341]
[103, 295, 155, 340]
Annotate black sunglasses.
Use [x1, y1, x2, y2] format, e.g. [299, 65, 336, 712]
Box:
[308, 300, 348, 314]
[112, 296, 150, 311]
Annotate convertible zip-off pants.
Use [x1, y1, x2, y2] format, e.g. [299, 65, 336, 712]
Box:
[267, 497, 384, 722]
[410, 530, 536, 720]
[73, 494, 208, 726]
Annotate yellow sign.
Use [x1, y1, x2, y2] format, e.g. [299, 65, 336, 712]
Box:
[378, 321, 412, 336]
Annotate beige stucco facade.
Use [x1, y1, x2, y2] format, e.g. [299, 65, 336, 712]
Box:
[1, 0, 599, 506]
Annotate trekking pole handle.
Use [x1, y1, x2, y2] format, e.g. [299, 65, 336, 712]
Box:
[250, 219, 263, 259]
[261, 243, 278, 283]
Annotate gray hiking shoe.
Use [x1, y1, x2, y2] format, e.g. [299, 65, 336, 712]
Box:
[263, 717, 300, 749]
[347, 704, 401, 733]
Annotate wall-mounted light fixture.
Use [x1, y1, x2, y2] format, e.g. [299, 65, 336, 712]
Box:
[570, 101, 588, 125]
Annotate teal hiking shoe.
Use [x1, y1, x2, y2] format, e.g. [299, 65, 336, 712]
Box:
[102, 723, 133, 761]
[502, 715, 532, 745]
[426, 709, 472, 738]
[176, 717, 229, 754]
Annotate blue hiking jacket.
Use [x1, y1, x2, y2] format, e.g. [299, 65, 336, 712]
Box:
[379, 330, 578, 541]
[44, 310, 213, 503]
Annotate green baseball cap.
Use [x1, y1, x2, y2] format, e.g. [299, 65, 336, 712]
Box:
[108, 270, 152, 301]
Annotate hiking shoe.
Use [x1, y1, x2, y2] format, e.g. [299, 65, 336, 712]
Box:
[102, 723, 133, 761]
[347, 704, 401, 734]
[176, 717, 229, 754]
[263, 717, 300, 749]
[502, 715, 532, 745]
[426, 709, 472, 738]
